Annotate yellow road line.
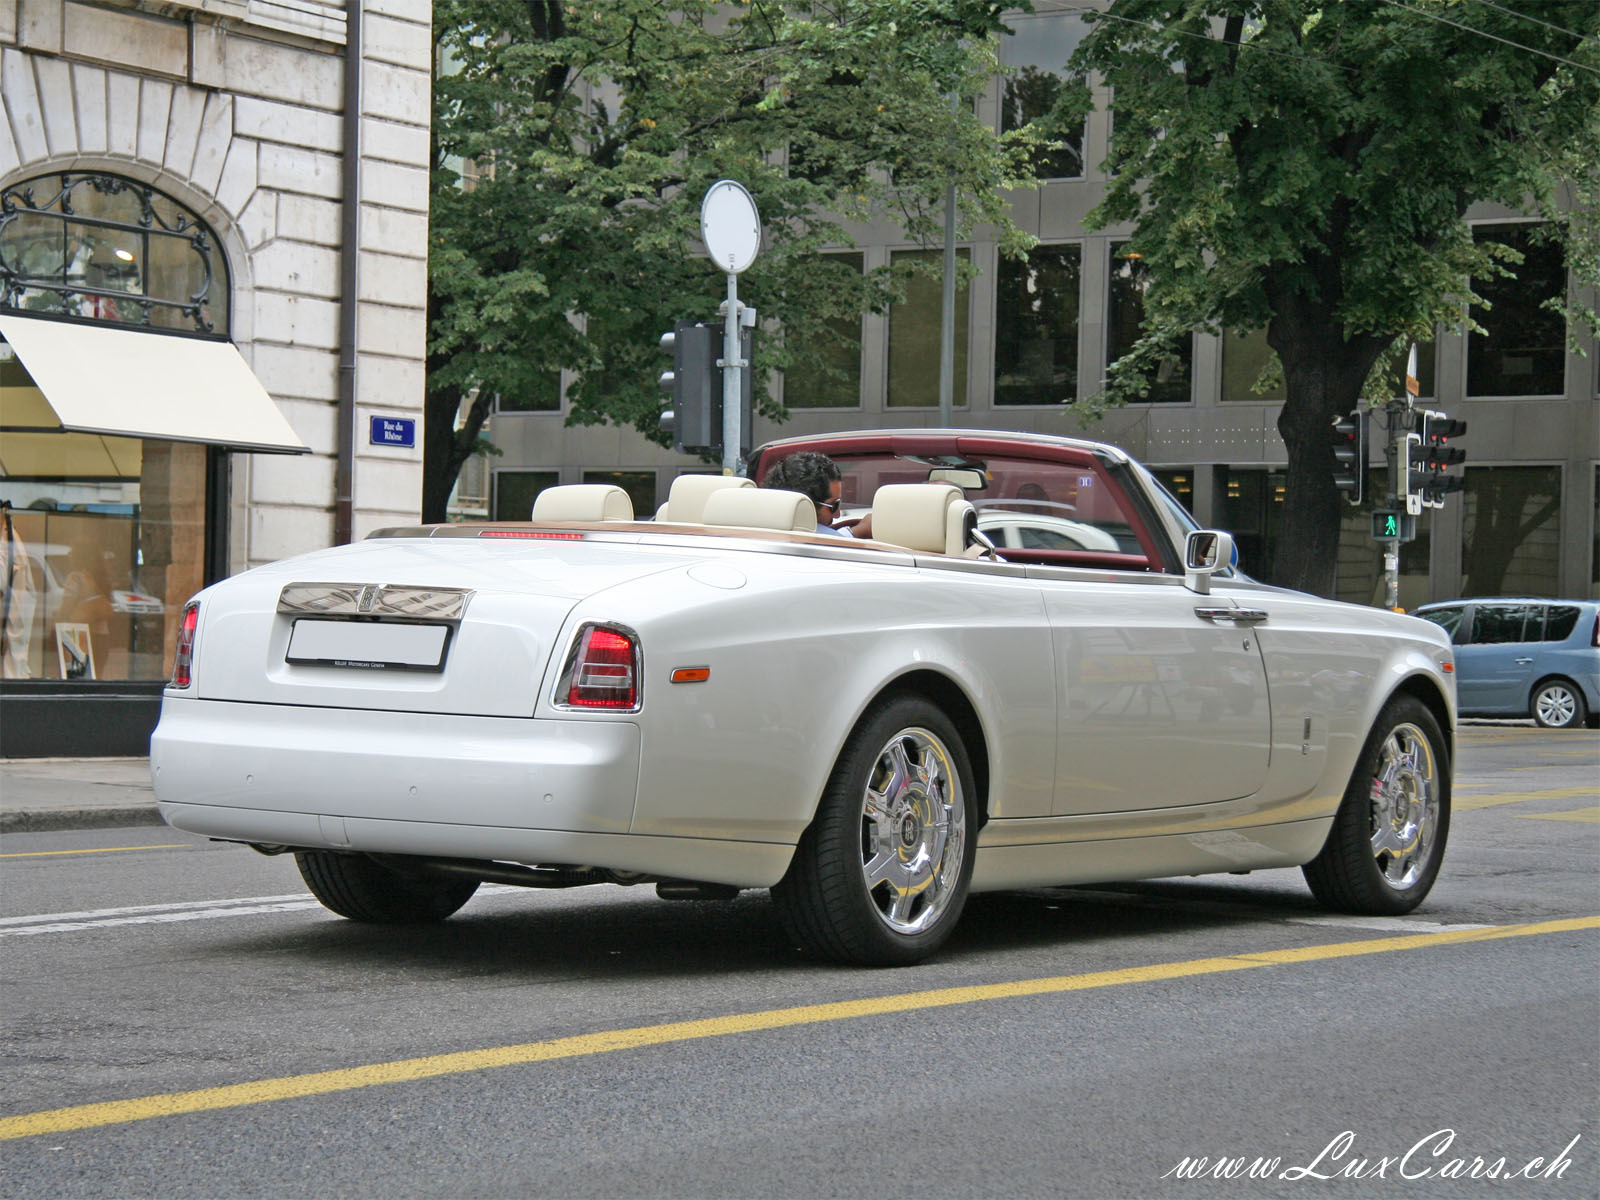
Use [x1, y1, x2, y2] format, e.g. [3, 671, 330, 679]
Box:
[1515, 807, 1600, 824]
[1455, 786, 1599, 811]
[0, 845, 190, 859]
[2, 915, 1595, 1143]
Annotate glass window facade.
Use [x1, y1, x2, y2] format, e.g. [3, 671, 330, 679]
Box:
[887, 248, 969, 408]
[784, 253, 864, 409]
[994, 244, 1081, 406]
[583, 469, 657, 518]
[1108, 245, 1191, 404]
[495, 373, 563, 413]
[998, 13, 1088, 180]
[492, 469, 558, 521]
[1468, 224, 1566, 398]
[1461, 465, 1562, 597]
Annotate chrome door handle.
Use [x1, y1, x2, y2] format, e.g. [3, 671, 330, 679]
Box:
[1515, 657, 1534, 664]
[1195, 607, 1268, 624]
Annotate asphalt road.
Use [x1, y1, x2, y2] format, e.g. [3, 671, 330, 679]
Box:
[1, 726, 1596, 1199]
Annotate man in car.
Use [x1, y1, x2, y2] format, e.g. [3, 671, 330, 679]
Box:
[761, 451, 868, 537]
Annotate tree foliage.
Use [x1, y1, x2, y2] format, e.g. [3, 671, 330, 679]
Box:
[1065, 0, 1600, 596]
[425, 0, 1041, 522]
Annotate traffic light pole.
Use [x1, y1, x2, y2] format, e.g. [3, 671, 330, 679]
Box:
[1380, 396, 1412, 610]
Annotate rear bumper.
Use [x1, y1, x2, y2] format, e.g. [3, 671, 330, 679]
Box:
[152, 697, 793, 887]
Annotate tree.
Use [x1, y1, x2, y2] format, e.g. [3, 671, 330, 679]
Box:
[1064, 0, 1599, 597]
[425, 0, 1041, 522]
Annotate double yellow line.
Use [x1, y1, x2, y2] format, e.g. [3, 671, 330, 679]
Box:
[4, 914, 1596, 1142]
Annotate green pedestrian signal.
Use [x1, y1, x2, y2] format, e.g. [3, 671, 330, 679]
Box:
[1371, 510, 1415, 541]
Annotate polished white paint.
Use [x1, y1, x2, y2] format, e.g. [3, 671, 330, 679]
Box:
[153, 454, 1457, 897]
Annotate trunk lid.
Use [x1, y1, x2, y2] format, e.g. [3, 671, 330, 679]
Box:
[191, 536, 697, 716]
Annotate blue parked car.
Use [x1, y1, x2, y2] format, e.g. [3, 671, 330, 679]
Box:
[1414, 598, 1600, 728]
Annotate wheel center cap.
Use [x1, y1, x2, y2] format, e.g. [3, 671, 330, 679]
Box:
[899, 814, 921, 847]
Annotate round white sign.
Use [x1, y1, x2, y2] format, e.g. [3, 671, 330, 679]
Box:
[700, 180, 761, 274]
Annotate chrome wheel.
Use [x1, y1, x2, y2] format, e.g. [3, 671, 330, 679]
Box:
[1532, 682, 1580, 728]
[859, 727, 967, 935]
[1367, 721, 1440, 891]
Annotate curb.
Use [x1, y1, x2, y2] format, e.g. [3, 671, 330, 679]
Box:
[1, 807, 166, 835]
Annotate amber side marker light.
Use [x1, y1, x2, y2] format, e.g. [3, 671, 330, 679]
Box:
[670, 667, 711, 684]
[1442, 662, 1454, 674]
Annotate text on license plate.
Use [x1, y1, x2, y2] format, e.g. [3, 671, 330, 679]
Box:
[286, 619, 450, 671]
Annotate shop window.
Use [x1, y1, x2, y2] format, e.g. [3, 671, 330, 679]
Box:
[582, 470, 656, 519]
[1461, 465, 1562, 597]
[492, 470, 558, 521]
[995, 244, 1080, 406]
[1218, 467, 1285, 579]
[0, 173, 228, 334]
[0, 367, 208, 681]
[1150, 468, 1194, 521]
[1108, 245, 1191, 404]
[887, 249, 969, 408]
[784, 253, 864, 409]
[1468, 224, 1565, 398]
[999, 12, 1088, 180]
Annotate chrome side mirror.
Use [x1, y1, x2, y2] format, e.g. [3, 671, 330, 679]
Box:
[1184, 530, 1236, 595]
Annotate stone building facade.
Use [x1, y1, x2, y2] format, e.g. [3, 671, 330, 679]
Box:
[1, 0, 431, 754]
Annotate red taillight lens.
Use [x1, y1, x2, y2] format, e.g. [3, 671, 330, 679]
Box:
[561, 624, 640, 710]
[171, 601, 200, 688]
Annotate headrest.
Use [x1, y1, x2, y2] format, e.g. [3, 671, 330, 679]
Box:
[870, 483, 975, 556]
[530, 484, 634, 523]
[699, 487, 815, 533]
[659, 473, 754, 523]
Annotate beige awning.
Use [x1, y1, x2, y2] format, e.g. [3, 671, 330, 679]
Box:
[0, 314, 309, 453]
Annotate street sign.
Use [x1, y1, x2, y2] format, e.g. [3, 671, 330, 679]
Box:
[369, 416, 415, 448]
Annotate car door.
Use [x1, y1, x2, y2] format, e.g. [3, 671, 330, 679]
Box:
[1039, 570, 1272, 814]
[1456, 602, 1545, 713]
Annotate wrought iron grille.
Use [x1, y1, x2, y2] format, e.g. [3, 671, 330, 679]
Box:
[0, 173, 227, 335]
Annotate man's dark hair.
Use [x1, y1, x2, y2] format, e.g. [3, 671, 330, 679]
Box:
[762, 452, 841, 506]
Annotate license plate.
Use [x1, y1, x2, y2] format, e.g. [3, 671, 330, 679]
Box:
[286, 619, 451, 672]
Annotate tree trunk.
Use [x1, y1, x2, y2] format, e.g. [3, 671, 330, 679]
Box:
[1267, 313, 1387, 598]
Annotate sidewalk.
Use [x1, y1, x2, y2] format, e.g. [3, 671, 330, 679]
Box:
[0, 757, 161, 834]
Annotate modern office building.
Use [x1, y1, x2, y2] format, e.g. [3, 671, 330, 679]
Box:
[475, 6, 1598, 610]
[1, 0, 432, 754]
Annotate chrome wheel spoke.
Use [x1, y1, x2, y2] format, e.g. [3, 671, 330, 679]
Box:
[856, 725, 966, 936]
[1366, 721, 1439, 892]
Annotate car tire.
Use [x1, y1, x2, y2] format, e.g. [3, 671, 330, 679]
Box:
[1530, 678, 1587, 729]
[295, 851, 479, 923]
[1303, 694, 1450, 915]
[772, 694, 978, 966]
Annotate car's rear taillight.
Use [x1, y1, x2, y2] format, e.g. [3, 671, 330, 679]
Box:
[171, 601, 200, 688]
[557, 623, 641, 711]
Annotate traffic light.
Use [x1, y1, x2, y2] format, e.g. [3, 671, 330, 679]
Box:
[1330, 409, 1367, 503]
[656, 320, 755, 458]
[1371, 509, 1416, 541]
[1409, 411, 1467, 509]
[658, 321, 719, 455]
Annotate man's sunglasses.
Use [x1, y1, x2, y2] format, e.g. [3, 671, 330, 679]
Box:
[818, 498, 843, 515]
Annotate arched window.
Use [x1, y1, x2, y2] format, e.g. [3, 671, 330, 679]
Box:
[0, 172, 229, 335]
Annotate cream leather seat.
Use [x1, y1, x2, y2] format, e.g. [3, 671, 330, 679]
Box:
[655, 474, 754, 523]
[699, 487, 815, 533]
[530, 484, 634, 522]
[870, 483, 977, 556]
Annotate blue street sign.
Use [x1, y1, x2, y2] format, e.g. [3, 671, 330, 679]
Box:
[369, 416, 416, 447]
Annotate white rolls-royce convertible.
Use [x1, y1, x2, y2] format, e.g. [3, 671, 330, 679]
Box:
[152, 430, 1456, 966]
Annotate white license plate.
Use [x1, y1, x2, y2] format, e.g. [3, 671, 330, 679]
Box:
[286, 619, 451, 671]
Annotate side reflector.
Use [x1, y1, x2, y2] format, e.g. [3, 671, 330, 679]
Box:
[670, 667, 711, 684]
[1442, 662, 1453, 674]
[171, 601, 200, 688]
[557, 623, 641, 711]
